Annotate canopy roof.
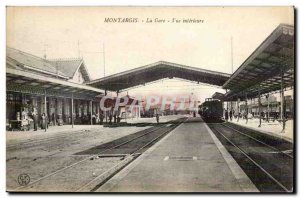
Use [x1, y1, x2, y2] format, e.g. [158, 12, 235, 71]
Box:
[87, 61, 231, 91]
[6, 67, 104, 100]
[223, 24, 294, 100]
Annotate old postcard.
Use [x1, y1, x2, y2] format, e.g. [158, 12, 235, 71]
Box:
[6, 6, 294, 193]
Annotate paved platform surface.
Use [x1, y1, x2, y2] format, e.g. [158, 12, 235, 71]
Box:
[127, 115, 189, 124]
[97, 117, 258, 192]
[229, 118, 293, 143]
[6, 125, 104, 143]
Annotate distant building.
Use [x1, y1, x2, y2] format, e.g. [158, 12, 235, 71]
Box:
[238, 95, 293, 119]
[210, 91, 294, 120]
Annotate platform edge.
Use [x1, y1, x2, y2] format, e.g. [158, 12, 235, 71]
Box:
[96, 118, 186, 192]
[203, 122, 259, 192]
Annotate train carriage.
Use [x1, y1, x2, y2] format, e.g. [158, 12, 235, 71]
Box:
[199, 98, 224, 123]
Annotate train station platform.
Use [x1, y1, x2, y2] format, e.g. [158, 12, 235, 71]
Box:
[97, 117, 258, 192]
[6, 125, 104, 143]
[126, 115, 189, 124]
[229, 118, 293, 143]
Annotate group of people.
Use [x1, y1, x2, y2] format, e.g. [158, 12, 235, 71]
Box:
[224, 110, 233, 121]
[91, 113, 105, 125]
[224, 109, 281, 122]
[29, 108, 109, 131]
[108, 113, 121, 124]
[27, 108, 162, 131]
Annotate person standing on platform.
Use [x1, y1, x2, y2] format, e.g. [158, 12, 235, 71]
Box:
[21, 108, 27, 120]
[156, 113, 159, 124]
[41, 113, 48, 130]
[229, 110, 233, 121]
[243, 111, 247, 119]
[100, 112, 104, 125]
[109, 113, 112, 125]
[225, 110, 229, 122]
[32, 108, 38, 131]
[113, 113, 117, 124]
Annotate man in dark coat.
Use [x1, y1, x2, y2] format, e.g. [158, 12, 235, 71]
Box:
[225, 110, 229, 121]
[32, 108, 38, 131]
[99, 112, 104, 125]
[113, 113, 117, 124]
[109, 114, 112, 125]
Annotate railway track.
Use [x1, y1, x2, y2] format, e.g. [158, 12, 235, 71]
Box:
[208, 122, 293, 193]
[15, 117, 187, 192]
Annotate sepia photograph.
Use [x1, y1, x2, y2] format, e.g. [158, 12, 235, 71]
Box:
[5, 6, 294, 193]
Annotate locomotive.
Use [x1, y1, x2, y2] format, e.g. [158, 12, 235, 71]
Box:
[198, 98, 224, 123]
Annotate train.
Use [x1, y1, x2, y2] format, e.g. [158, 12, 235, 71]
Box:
[198, 98, 224, 123]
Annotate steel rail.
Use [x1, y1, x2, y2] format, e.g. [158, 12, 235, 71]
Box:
[15, 125, 164, 190]
[15, 118, 185, 191]
[88, 117, 188, 192]
[213, 126, 291, 192]
[221, 123, 293, 159]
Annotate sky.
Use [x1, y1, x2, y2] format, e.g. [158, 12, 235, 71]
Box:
[6, 6, 294, 103]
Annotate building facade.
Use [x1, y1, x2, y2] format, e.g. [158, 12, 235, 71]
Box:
[6, 47, 104, 131]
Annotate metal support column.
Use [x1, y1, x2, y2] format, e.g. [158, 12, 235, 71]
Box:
[245, 93, 248, 124]
[266, 94, 270, 123]
[138, 106, 141, 119]
[258, 89, 261, 127]
[237, 97, 240, 122]
[225, 89, 228, 120]
[99, 100, 103, 124]
[105, 90, 108, 123]
[125, 107, 127, 122]
[116, 90, 119, 121]
[230, 99, 233, 121]
[281, 69, 285, 131]
[44, 90, 47, 132]
[71, 94, 74, 128]
[227, 101, 229, 111]
[90, 100, 93, 125]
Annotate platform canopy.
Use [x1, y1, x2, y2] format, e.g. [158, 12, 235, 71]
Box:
[222, 24, 294, 100]
[87, 61, 231, 92]
[6, 67, 104, 100]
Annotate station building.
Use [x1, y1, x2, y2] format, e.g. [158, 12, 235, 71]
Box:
[6, 47, 105, 130]
[222, 93, 294, 120]
[240, 94, 294, 119]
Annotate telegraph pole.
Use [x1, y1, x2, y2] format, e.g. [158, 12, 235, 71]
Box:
[43, 44, 48, 59]
[230, 37, 234, 119]
[231, 36, 234, 74]
[56, 62, 58, 79]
